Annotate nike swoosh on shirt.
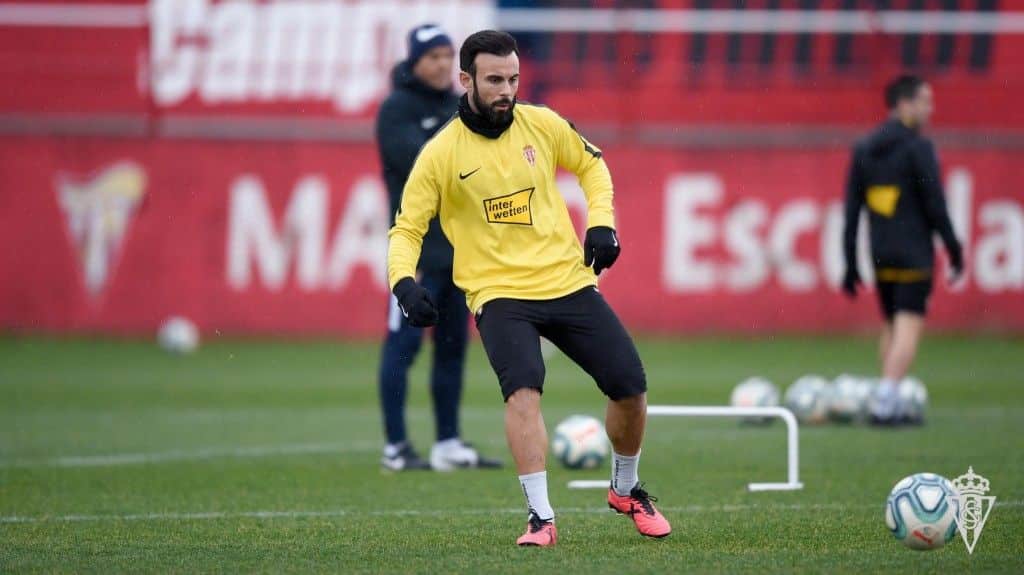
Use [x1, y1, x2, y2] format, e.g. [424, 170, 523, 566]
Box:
[416, 27, 444, 43]
[459, 168, 481, 180]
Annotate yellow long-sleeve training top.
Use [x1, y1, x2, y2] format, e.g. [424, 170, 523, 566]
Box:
[387, 102, 615, 313]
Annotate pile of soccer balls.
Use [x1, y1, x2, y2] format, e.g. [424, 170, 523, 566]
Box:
[729, 374, 928, 425]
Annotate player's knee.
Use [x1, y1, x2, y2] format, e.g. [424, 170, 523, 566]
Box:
[612, 391, 646, 411]
[500, 362, 545, 402]
[598, 362, 647, 401]
[506, 386, 541, 409]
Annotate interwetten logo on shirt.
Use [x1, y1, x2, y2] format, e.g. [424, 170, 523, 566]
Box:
[484, 188, 535, 225]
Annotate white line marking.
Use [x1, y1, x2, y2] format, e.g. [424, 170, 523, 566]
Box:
[3, 501, 1021, 525]
[0, 441, 379, 469]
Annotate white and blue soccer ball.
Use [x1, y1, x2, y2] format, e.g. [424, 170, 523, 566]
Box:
[897, 377, 929, 424]
[829, 374, 873, 423]
[551, 415, 609, 470]
[730, 377, 780, 424]
[885, 472, 959, 550]
[784, 375, 832, 424]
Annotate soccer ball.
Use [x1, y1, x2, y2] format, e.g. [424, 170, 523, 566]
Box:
[730, 377, 780, 424]
[551, 415, 609, 470]
[158, 316, 200, 354]
[885, 473, 959, 550]
[898, 377, 928, 424]
[829, 374, 873, 423]
[784, 375, 832, 424]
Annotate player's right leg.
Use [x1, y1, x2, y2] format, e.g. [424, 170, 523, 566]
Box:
[870, 279, 930, 425]
[871, 313, 925, 425]
[476, 299, 557, 546]
[378, 295, 430, 471]
[507, 388, 557, 546]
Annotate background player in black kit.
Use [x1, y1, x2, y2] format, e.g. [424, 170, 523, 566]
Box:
[841, 74, 963, 426]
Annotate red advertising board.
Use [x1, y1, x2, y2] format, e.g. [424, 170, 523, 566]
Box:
[1, 136, 1021, 336]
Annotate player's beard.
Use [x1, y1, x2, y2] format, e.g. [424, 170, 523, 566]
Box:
[472, 88, 515, 125]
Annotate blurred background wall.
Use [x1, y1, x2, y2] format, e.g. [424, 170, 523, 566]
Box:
[0, 0, 1021, 336]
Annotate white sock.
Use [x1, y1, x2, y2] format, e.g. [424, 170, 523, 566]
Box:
[383, 442, 405, 458]
[611, 451, 640, 496]
[518, 471, 554, 521]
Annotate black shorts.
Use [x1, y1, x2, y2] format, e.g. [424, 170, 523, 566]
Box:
[475, 287, 647, 402]
[876, 279, 933, 320]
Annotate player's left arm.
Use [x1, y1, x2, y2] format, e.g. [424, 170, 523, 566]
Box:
[911, 140, 963, 276]
[550, 111, 619, 274]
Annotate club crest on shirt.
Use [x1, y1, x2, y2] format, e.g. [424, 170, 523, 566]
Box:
[523, 145, 536, 167]
[483, 187, 534, 225]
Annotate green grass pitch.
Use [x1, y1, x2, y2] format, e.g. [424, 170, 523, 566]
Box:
[1, 335, 1022, 573]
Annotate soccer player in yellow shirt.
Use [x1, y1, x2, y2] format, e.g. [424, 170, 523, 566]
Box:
[387, 30, 671, 546]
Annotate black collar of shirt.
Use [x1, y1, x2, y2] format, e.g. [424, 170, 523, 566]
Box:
[458, 93, 513, 139]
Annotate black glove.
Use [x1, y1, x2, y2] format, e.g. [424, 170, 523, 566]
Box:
[841, 267, 862, 298]
[948, 243, 964, 281]
[584, 226, 621, 275]
[392, 277, 438, 327]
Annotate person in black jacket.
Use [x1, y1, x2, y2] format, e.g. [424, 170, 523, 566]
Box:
[841, 74, 963, 426]
[376, 24, 501, 471]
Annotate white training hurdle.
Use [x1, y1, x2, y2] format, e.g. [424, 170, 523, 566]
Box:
[567, 405, 804, 492]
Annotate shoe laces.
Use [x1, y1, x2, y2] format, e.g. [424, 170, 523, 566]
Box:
[629, 483, 659, 516]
